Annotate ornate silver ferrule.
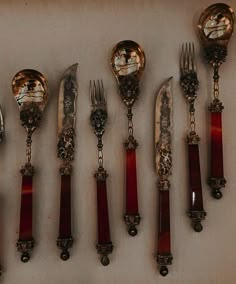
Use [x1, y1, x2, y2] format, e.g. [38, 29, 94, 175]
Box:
[16, 239, 35, 263]
[156, 254, 173, 266]
[57, 236, 73, 261]
[208, 177, 226, 189]
[96, 243, 113, 266]
[124, 214, 141, 237]
[188, 210, 207, 220]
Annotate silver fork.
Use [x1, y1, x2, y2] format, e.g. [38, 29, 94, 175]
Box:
[89, 80, 113, 266]
[180, 43, 206, 232]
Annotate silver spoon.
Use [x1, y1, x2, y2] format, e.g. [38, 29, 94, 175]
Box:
[12, 69, 48, 262]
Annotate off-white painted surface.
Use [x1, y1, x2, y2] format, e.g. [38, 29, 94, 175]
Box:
[0, 0, 236, 283]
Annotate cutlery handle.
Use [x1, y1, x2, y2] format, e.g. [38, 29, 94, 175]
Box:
[57, 170, 73, 261]
[187, 142, 206, 232]
[156, 185, 172, 277]
[124, 142, 141, 236]
[208, 103, 226, 199]
[95, 170, 113, 266]
[16, 163, 35, 263]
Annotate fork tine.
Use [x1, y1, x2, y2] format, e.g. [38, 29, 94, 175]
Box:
[90, 80, 97, 108]
[192, 42, 197, 72]
[188, 42, 193, 72]
[180, 44, 184, 75]
[100, 80, 106, 105]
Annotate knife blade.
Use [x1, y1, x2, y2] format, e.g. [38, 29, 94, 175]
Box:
[155, 77, 173, 277]
[57, 63, 78, 261]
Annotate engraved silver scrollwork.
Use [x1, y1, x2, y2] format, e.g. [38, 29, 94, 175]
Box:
[156, 91, 172, 185]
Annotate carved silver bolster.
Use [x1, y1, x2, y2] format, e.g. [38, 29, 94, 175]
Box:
[20, 103, 42, 133]
[124, 135, 138, 150]
[119, 74, 140, 108]
[208, 99, 224, 112]
[94, 168, 108, 181]
[20, 163, 34, 176]
[57, 237, 73, 261]
[16, 239, 35, 263]
[186, 131, 200, 145]
[156, 254, 173, 266]
[158, 179, 171, 191]
[208, 177, 226, 189]
[59, 164, 72, 176]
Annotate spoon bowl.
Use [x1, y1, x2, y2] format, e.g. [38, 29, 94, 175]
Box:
[110, 40, 145, 81]
[198, 3, 235, 47]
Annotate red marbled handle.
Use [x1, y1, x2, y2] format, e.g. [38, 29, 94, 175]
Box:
[209, 112, 226, 199]
[57, 174, 73, 261]
[157, 189, 172, 276]
[188, 144, 206, 232]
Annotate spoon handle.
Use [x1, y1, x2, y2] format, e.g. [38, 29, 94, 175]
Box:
[57, 173, 73, 261]
[187, 142, 206, 232]
[16, 163, 35, 263]
[208, 104, 226, 199]
[95, 169, 113, 265]
[156, 185, 172, 276]
[124, 140, 141, 236]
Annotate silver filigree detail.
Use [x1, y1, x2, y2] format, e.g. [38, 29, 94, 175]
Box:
[208, 177, 226, 189]
[208, 98, 224, 112]
[57, 128, 75, 162]
[94, 168, 108, 181]
[186, 131, 200, 145]
[119, 75, 139, 108]
[20, 163, 34, 176]
[59, 164, 72, 175]
[124, 135, 138, 150]
[90, 109, 107, 138]
[156, 254, 173, 266]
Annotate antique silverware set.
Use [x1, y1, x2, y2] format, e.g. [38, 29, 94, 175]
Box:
[0, 2, 234, 277]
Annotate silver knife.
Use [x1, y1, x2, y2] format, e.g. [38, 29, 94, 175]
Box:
[57, 63, 78, 261]
[155, 77, 173, 277]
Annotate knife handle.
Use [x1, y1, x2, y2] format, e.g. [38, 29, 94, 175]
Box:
[124, 142, 141, 236]
[187, 143, 206, 232]
[95, 170, 113, 266]
[156, 184, 172, 277]
[16, 163, 35, 263]
[57, 169, 73, 261]
[208, 104, 226, 199]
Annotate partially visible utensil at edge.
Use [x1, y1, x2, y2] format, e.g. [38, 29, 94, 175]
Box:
[198, 3, 235, 199]
[12, 69, 48, 262]
[110, 40, 145, 236]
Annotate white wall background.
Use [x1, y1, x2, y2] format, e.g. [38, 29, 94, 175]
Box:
[0, 0, 236, 283]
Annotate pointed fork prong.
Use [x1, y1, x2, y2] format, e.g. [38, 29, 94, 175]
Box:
[90, 80, 96, 108]
[192, 42, 197, 72]
[180, 44, 184, 75]
[0, 105, 4, 142]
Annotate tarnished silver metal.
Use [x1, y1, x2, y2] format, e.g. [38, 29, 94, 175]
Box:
[89, 80, 107, 170]
[155, 77, 173, 178]
[57, 64, 78, 165]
